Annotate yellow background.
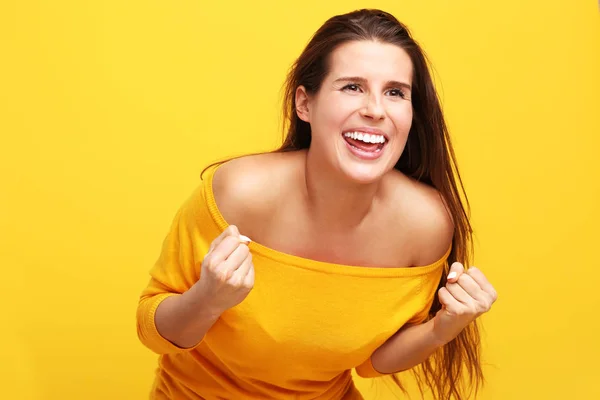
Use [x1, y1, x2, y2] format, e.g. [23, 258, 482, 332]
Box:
[1, 0, 599, 399]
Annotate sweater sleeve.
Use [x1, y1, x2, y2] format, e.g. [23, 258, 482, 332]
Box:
[354, 357, 389, 378]
[136, 185, 213, 355]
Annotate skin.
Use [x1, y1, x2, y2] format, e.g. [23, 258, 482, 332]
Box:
[154, 40, 497, 372]
[296, 40, 414, 232]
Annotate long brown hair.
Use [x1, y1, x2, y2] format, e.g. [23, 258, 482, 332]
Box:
[203, 9, 482, 399]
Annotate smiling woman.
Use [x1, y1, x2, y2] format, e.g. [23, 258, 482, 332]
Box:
[295, 39, 414, 182]
[136, 8, 497, 400]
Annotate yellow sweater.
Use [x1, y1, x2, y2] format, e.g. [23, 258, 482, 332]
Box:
[136, 164, 449, 400]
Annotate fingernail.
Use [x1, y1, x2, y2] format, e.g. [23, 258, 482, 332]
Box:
[447, 272, 457, 280]
[239, 235, 252, 243]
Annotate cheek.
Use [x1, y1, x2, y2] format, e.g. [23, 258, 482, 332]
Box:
[389, 104, 413, 135]
[312, 98, 356, 133]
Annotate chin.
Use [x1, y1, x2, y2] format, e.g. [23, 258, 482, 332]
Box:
[338, 162, 390, 185]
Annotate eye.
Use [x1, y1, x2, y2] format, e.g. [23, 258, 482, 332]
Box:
[386, 88, 406, 98]
[342, 83, 362, 92]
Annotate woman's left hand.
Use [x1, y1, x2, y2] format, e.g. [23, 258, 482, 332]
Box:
[432, 262, 498, 345]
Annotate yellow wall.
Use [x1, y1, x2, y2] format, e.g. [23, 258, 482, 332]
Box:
[1, 1, 598, 399]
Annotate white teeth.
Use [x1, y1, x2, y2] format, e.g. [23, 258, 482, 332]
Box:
[343, 131, 386, 144]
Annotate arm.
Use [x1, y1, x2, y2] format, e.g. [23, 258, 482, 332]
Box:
[152, 285, 222, 350]
[370, 263, 498, 374]
[153, 227, 253, 350]
[136, 189, 211, 354]
[363, 185, 498, 374]
[137, 229, 254, 354]
[370, 318, 445, 374]
[136, 179, 254, 354]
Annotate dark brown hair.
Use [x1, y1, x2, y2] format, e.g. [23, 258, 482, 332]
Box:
[204, 9, 482, 399]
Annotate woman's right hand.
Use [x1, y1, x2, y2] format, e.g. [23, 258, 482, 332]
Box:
[194, 225, 254, 315]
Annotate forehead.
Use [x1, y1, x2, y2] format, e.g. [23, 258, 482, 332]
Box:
[327, 40, 413, 83]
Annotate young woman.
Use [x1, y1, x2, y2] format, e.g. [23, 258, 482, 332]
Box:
[136, 8, 497, 400]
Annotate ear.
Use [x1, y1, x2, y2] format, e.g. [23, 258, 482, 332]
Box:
[295, 85, 311, 123]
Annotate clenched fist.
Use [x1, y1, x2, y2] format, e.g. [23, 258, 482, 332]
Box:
[194, 225, 254, 315]
[433, 262, 498, 344]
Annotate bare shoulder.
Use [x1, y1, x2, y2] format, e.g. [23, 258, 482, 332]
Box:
[211, 151, 301, 234]
[385, 171, 455, 266]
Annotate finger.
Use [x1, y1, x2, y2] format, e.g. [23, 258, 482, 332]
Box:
[445, 282, 472, 305]
[446, 262, 464, 283]
[205, 235, 245, 272]
[456, 273, 487, 303]
[209, 225, 241, 253]
[230, 253, 253, 286]
[467, 267, 498, 301]
[438, 287, 460, 309]
[242, 259, 255, 288]
[218, 242, 250, 278]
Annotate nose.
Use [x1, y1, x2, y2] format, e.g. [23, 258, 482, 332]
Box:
[360, 93, 385, 120]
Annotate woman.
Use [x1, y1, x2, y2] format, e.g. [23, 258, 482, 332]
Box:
[136, 8, 497, 400]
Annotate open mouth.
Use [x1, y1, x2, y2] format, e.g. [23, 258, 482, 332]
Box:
[342, 131, 387, 154]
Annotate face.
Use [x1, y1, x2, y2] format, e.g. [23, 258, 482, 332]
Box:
[296, 40, 414, 184]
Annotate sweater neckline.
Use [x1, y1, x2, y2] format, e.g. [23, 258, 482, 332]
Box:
[202, 162, 450, 278]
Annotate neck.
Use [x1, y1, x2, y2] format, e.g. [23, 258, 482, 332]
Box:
[301, 149, 381, 233]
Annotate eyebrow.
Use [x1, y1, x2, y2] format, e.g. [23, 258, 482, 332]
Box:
[333, 76, 412, 91]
